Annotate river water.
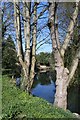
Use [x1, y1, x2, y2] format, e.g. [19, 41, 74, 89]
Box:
[31, 71, 80, 114]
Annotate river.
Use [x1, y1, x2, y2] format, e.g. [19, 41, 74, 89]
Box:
[31, 71, 80, 114]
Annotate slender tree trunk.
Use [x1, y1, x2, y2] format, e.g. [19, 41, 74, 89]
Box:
[14, 0, 29, 91]
[29, 3, 37, 91]
[23, 1, 31, 91]
[14, 1, 37, 92]
[55, 5, 60, 50]
[24, 2, 31, 76]
[60, 2, 79, 58]
[67, 40, 80, 86]
[14, 1, 24, 66]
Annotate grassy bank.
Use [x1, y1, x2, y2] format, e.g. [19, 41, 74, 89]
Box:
[1, 75, 77, 119]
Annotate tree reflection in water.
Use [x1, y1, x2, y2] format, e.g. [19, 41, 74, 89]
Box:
[31, 71, 56, 103]
[31, 71, 80, 114]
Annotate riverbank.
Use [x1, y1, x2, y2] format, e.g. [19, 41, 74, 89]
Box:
[1, 75, 77, 119]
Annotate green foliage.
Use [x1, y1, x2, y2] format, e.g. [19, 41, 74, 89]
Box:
[2, 36, 21, 77]
[2, 36, 16, 68]
[36, 52, 51, 66]
[64, 25, 80, 86]
[2, 75, 76, 119]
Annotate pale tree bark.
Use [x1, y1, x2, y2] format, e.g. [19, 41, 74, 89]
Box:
[48, 2, 79, 110]
[23, 2, 31, 73]
[48, 2, 69, 109]
[14, 0, 30, 91]
[55, 3, 60, 50]
[60, 2, 79, 58]
[14, 0, 24, 66]
[14, 1, 38, 92]
[29, 3, 37, 91]
[23, 1, 31, 88]
[67, 43, 80, 86]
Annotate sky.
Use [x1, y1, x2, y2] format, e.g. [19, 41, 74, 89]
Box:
[2, 2, 52, 54]
[36, 44, 52, 54]
[2, 2, 74, 54]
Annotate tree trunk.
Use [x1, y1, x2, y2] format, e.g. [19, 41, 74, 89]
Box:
[14, 1, 37, 92]
[14, 1, 24, 63]
[48, 2, 79, 110]
[29, 3, 37, 91]
[14, 0, 29, 91]
[48, 2, 69, 109]
[54, 50, 69, 110]
[23, 1, 31, 90]
[60, 2, 79, 58]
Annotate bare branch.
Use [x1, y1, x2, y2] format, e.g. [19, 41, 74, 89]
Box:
[67, 46, 80, 86]
[36, 39, 50, 51]
[55, 3, 60, 50]
[60, 2, 79, 58]
[37, 34, 50, 45]
[37, 6, 48, 19]
[13, 0, 24, 64]
[31, 6, 48, 27]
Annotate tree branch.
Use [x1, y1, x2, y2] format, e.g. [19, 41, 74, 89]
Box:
[55, 3, 60, 50]
[60, 2, 79, 58]
[67, 46, 80, 86]
[36, 39, 50, 51]
[14, 0, 24, 65]
[31, 6, 48, 27]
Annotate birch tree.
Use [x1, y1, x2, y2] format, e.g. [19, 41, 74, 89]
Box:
[13, 0, 38, 92]
[14, 0, 29, 91]
[29, 3, 37, 91]
[23, 1, 31, 91]
[48, 2, 79, 110]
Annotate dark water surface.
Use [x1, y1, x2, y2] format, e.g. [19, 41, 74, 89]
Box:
[31, 71, 80, 114]
[31, 71, 56, 103]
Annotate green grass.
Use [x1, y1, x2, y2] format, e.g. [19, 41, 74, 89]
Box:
[1, 75, 77, 119]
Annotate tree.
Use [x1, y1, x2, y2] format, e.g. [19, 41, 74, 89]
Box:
[2, 35, 19, 77]
[2, 2, 14, 40]
[13, 0, 38, 92]
[48, 2, 79, 110]
[29, 3, 37, 90]
[36, 52, 51, 66]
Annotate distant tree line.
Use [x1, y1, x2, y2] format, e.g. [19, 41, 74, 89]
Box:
[36, 52, 51, 66]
